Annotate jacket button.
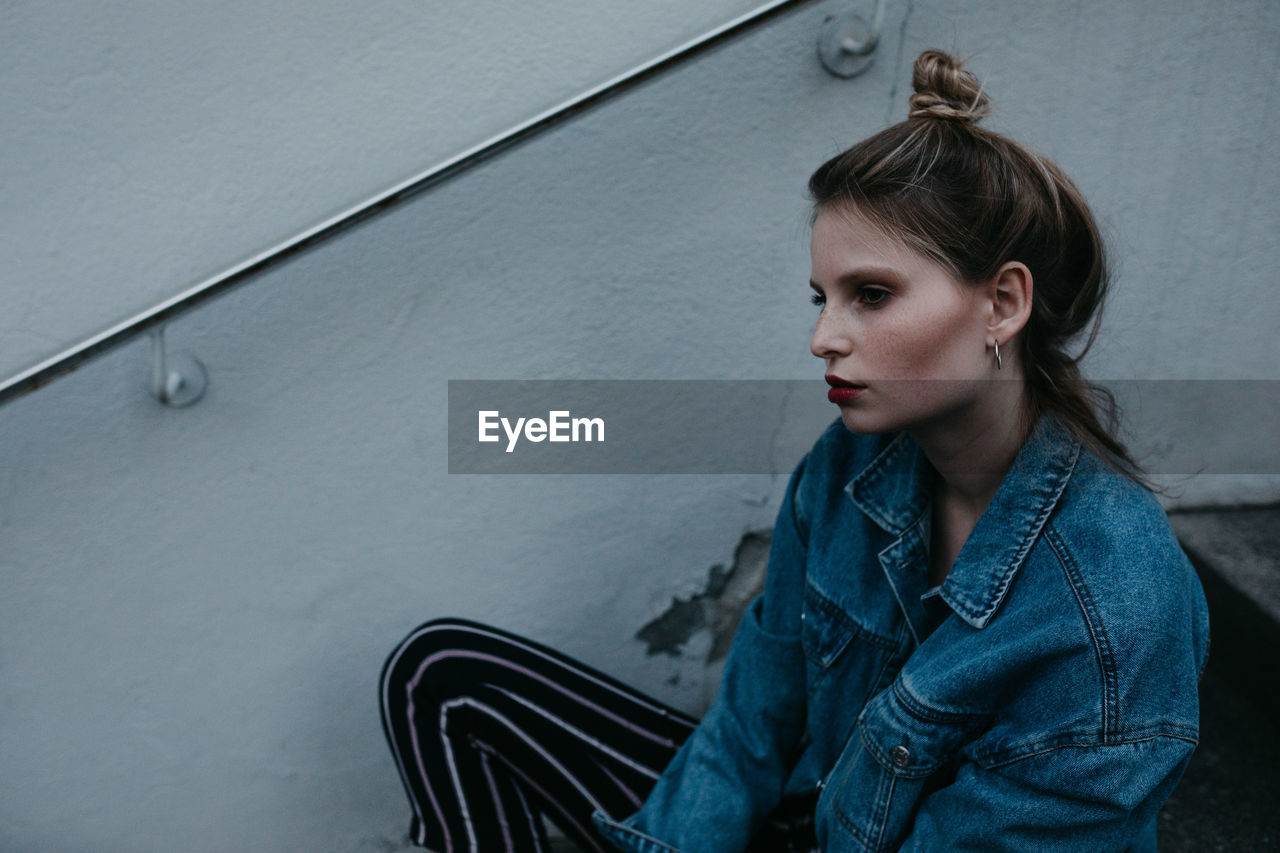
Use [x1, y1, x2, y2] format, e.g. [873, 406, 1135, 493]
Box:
[890, 745, 910, 768]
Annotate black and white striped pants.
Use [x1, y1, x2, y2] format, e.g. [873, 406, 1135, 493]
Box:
[379, 617, 818, 853]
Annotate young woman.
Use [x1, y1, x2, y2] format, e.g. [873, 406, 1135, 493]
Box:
[380, 49, 1210, 852]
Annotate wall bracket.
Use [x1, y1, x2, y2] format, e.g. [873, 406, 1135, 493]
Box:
[818, 0, 886, 78]
[149, 326, 207, 408]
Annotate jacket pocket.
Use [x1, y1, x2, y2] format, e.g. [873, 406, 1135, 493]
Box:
[820, 681, 989, 852]
[801, 581, 898, 670]
[801, 581, 902, 755]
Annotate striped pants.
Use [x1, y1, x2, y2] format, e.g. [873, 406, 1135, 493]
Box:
[379, 617, 818, 853]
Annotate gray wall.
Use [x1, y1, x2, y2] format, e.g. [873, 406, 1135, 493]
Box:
[0, 0, 762, 382]
[2, 1, 1277, 850]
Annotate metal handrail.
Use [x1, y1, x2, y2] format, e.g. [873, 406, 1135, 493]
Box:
[0, 0, 818, 407]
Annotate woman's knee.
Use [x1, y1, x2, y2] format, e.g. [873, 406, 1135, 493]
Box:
[380, 616, 499, 703]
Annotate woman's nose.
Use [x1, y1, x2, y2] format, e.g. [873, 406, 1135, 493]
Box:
[810, 311, 851, 360]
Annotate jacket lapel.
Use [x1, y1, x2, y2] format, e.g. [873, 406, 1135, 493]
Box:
[846, 411, 1082, 635]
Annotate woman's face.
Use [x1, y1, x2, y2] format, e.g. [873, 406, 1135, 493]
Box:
[809, 206, 995, 435]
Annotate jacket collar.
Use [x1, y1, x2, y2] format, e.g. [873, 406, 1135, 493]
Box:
[845, 410, 1082, 630]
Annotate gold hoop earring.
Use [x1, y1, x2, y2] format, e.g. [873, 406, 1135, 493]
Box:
[994, 339, 1003, 370]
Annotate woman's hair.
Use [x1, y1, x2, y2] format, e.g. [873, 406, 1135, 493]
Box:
[809, 49, 1161, 493]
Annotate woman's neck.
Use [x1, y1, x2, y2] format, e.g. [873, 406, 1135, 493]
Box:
[909, 384, 1034, 519]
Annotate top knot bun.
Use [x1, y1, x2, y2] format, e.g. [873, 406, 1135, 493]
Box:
[908, 49, 990, 123]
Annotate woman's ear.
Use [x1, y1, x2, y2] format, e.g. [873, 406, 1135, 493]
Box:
[987, 261, 1033, 343]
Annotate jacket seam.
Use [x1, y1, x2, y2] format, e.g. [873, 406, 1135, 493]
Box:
[1046, 522, 1120, 742]
[873, 771, 897, 852]
[833, 750, 893, 851]
[976, 729, 1199, 770]
[834, 798, 878, 850]
[971, 440, 1080, 625]
[891, 679, 993, 726]
[871, 623, 910, 692]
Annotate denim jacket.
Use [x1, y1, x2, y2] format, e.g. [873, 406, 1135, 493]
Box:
[592, 411, 1210, 852]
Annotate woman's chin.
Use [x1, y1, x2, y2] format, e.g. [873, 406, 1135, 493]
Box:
[838, 407, 889, 435]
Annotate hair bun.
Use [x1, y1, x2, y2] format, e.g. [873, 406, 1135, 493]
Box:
[908, 49, 990, 123]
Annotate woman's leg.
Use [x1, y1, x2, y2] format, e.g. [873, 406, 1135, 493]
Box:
[379, 617, 700, 852]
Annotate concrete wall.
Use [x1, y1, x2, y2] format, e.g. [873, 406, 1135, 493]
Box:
[1, 0, 1277, 850]
[0, 0, 763, 382]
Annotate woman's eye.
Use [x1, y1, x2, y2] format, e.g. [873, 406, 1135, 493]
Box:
[860, 287, 889, 307]
[810, 292, 826, 308]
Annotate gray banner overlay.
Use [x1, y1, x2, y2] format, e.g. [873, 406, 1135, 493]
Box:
[447, 380, 1279, 475]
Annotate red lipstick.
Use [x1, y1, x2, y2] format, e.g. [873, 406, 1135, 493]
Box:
[825, 374, 866, 404]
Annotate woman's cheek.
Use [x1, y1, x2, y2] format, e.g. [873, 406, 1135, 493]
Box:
[874, 324, 921, 379]
[909, 312, 978, 380]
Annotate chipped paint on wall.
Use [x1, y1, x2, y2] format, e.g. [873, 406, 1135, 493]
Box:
[635, 529, 772, 662]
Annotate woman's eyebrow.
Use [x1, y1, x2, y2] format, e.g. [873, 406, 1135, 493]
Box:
[810, 266, 903, 288]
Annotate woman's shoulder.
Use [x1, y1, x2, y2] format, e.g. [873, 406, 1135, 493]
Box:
[1049, 446, 1191, 584]
[969, 444, 1209, 750]
[1029, 444, 1210, 696]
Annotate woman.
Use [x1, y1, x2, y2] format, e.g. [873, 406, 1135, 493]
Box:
[380, 49, 1209, 852]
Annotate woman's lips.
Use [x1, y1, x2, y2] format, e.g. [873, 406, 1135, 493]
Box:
[825, 374, 866, 404]
[827, 386, 865, 403]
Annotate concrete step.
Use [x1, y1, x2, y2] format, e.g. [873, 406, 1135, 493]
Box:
[1161, 505, 1280, 850]
[1159, 663, 1280, 850]
[1170, 505, 1280, 721]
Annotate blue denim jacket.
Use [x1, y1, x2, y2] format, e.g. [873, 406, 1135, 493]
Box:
[592, 411, 1209, 852]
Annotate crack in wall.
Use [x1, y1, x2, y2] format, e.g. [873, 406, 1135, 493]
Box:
[635, 528, 772, 662]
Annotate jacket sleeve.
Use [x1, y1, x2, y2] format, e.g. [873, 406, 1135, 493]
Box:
[593, 453, 813, 853]
[892, 735, 1196, 852]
